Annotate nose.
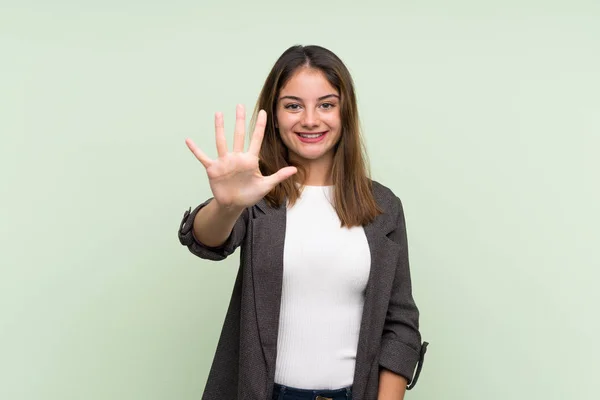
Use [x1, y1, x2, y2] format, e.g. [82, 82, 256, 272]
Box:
[301, 108, 319, 128]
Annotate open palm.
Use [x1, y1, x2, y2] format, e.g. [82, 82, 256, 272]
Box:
[185, 104, 297, 209]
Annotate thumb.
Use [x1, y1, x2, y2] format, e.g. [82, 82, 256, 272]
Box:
[263, 166, 298, 188]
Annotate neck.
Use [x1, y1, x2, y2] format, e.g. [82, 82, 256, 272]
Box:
[292, 153, 334, 186]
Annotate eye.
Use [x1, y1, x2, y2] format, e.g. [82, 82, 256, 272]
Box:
[284, 103, 302, 111]
[320, 102, 336, 110]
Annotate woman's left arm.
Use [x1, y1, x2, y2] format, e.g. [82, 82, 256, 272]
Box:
[378, 196, 426, 391]
[378, 369, 408, 399]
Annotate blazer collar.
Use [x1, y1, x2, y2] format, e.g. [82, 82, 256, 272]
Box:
[254, 189, 397, 237]
[255, 197, 280, 216]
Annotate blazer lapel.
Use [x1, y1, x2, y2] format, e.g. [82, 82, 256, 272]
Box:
[249, 198, 287, 377]
[353, 193, 402, 396]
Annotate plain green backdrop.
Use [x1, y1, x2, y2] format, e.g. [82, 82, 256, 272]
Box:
[1, 1, 599, 399]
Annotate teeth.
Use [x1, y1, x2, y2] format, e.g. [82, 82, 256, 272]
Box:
[299, 133, 324, 138]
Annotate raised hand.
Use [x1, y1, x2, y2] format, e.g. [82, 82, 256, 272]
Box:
[185, 104, 297, 210]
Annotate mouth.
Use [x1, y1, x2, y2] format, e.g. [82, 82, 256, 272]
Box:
[295, 131, 328, 143]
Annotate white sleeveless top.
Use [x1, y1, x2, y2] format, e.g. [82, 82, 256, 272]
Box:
[274, 185, 371, 389]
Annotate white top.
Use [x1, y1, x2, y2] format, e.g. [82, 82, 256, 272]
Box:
[274, 185, 371, 389]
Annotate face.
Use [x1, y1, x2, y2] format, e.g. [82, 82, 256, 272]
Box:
[275, 68, 342, 168]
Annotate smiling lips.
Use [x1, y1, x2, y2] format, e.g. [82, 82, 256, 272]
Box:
[296, 131, 328, 143]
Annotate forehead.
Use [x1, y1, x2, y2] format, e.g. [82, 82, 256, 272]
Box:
[279, 68, 338, 97]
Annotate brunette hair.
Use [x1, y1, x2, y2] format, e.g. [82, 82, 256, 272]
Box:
[250, 44, 382, 227]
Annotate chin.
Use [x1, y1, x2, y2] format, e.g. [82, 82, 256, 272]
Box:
[295, 150, 332, 161]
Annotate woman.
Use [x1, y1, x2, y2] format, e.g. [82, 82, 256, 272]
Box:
[178, 45, 428, 400]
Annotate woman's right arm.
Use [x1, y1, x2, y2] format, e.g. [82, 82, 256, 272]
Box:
[178, 105, 296, 260]
[178, 198, 248, 261]
[192, 199, 245, 248]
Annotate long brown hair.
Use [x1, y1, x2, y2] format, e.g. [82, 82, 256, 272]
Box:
[250, 44, 382, 227]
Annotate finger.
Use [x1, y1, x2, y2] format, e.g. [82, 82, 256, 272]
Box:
[248, 109, 267, 156]
[185, 138, 212, 168]
[232, 104, 246, 153]
[215, 112, 228, 158]
[263, 166, 298, 188]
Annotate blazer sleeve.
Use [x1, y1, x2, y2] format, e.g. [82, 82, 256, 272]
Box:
[177, 198, 249, 261]
[379, 196, 428, 389]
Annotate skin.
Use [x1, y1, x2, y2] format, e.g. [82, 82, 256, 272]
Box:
[276, 67, 342, 186]
[379, 369, 408, 399]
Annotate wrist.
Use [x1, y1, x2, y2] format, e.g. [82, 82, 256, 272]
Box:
[212, 199, 245, 217]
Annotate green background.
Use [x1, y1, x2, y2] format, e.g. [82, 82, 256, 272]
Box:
[1, 1, 598, 399]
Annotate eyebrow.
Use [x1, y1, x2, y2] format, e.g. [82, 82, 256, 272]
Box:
[279, 94, 340, 102]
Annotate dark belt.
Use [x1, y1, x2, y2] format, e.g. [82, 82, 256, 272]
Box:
[273, 383, 352, 400]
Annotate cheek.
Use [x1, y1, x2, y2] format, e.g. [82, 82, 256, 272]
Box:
[276, 117, 295, 142]
[277, 114, 297, 132]
[324, 113, 342, 131]
[324, 107, 341, 122]
[275, 113, 281, 128]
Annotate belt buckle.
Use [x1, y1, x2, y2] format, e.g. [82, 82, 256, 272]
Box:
[315, 397, 333, 400]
